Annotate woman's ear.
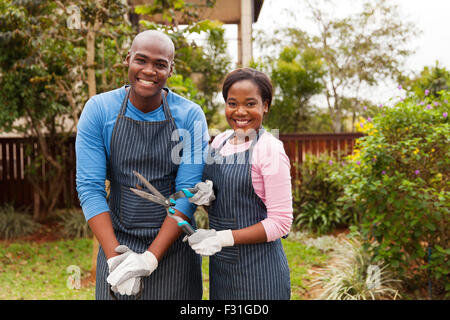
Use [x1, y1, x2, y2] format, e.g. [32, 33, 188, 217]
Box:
[263, 100, 269, 114]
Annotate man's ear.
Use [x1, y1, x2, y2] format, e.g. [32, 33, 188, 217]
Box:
[168, 61, 174, 77]
[125, 52, 131, 66]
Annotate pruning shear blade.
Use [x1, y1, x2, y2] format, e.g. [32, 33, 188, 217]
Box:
[129, 188, 169, 207]
[132, 170, 165, 199]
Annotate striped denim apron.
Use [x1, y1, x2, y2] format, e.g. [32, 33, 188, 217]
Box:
[203, 129, 291, 300]
[95, 87, 202, 300]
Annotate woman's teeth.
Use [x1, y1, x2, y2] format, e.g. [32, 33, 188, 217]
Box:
[235, 119, 250, 126]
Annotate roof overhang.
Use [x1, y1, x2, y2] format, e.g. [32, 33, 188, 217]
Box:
[128, 0, 264, 24]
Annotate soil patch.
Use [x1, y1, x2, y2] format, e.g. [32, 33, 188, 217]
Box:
[0, 220, 64, 244]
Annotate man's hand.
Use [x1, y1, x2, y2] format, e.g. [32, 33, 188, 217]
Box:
[107, 245, 142, 296]
[107, 251, 158, 287]
[106, 245, 133, 270]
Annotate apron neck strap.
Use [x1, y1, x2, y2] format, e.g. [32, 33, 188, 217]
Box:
[161, 88, 174, 120]
[218, 126, 265, 152]
[120, 86, 173, 120]
[119, 85, 131, 115]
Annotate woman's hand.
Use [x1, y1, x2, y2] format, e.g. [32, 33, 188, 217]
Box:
[184, 229, 234, 256]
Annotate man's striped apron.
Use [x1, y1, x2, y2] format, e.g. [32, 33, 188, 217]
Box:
[95, 87, 202, 300]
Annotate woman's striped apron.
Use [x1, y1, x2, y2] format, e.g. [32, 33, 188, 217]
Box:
[203, 128, 291, 300]
[95, 87, 202, 300]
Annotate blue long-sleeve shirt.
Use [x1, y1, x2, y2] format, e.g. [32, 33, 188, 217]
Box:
[76, 86, 209, 221]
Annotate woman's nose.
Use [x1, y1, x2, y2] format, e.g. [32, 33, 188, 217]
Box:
[235, 105, 247, 115]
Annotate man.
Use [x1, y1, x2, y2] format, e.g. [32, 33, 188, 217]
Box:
[76, 30, 208, 299]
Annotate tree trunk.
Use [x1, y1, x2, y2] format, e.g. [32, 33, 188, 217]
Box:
[91, 236, 99, 277]
[87, 28, 97, 98]
[332, 109, 342, 133]
[33, 187, 40, 221]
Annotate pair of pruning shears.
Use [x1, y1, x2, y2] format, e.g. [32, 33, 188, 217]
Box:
[129, 170, 196, 236]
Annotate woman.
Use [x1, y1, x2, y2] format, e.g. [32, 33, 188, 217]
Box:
[186, 68, 293, 300]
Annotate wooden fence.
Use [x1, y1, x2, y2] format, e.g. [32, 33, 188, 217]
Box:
[279, 132, 364, 181]
[0, 133, 364, 209]
[0, 137, 77, 210]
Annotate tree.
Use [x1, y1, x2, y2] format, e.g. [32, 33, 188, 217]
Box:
[265, 46, 324, 132]
[187, 26, 231, 125]
[256, 0, 418, 132]
[0, 0, 132, 220]
[304, 0, 418, 132]
[399, 62, 450, 98]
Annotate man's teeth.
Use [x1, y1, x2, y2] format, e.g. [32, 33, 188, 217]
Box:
[139, 79, 154, 85]
[236, 120, 250, 125]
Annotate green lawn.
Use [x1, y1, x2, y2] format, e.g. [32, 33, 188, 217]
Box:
[0, 238, 95, 300]
[0, 237, 328, 300]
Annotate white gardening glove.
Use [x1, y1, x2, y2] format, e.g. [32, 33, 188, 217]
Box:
[188, 180, 215, 206]
[183, 228, 216, 245]
[112, 275, 141, 296]
[189, 229, 234, 256]
[106, 245, 142, 296]
[107, 250, 158, 287]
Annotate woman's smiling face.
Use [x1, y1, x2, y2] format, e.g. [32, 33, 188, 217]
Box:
[225, 79, 269, 134]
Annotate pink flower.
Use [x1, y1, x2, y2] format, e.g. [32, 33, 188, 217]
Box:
[363, 106, 368, 111]
[356, 161, 361, 165]
[378, 104, 383, 108]
[443, 112, 448, 118]
[367, 117, 372, 122]
[425, 89, 429, 96]
[328, 160, 333, 165]
[426, 104, 432, 110]
[381, 170, 386, 175]
[414, 170, 420, 175]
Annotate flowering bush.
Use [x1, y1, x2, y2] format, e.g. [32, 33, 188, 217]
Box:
[331, 90, 449, 297]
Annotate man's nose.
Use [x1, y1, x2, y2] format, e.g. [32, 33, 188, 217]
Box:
[142, 64, 156, 75]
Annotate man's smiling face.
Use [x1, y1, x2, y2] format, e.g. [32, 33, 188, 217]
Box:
[126, 31, 174, 112]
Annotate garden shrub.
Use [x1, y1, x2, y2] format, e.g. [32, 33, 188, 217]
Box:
[194, 206, 209, 230]
[331, 90, 449, 297]
[56, 208, 92, 238]
[293, 153, 357, 235]
[0, 204, 41, 239]
[314, 235, 402, 300]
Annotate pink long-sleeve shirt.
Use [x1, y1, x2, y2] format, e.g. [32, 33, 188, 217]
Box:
[211, 130, 293, 242]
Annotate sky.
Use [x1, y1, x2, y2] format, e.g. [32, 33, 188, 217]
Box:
[221, 0, 450, 104]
